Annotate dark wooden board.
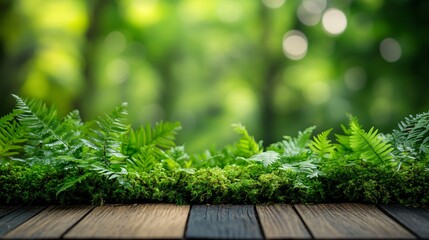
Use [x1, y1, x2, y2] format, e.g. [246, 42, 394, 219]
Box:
[4, 205, 93, 239]
[380, 205, 429, 238]
[0, 207, 20, 218]
[186, 205, 263, 239]
[295, 203, 414, 239]
[256, 204, 311, 239]
[0, 206, 45, 236]
[64, 204, 189, 239]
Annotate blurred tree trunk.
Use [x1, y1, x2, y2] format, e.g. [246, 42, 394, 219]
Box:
[74, 0, 106, 118]
[259, 5, 282, 145]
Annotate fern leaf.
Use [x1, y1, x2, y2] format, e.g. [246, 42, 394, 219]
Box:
[248, 150, 280, 167]
[393, 111, 429, 156]
[0, 110, 26, 159]
[279, 126, 315, 158]
[310, 129, 335, 159]
[350, 121, 393, 163]
[82, 103, 129, 163]
[232, 123, 261, 158]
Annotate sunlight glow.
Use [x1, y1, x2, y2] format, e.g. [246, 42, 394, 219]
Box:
[304, 81, 331, 105]
[217, 1, 242, 23]
[380, 38, 402, 62]
[106, 58, 130, 84]
[262, 0, 286, 9]
[322, 8, 347, 35]
[282, 30, 308, 60]
[105, 31, 127, 55]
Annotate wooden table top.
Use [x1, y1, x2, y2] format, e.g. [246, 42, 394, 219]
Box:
[1, 203, 428, 239]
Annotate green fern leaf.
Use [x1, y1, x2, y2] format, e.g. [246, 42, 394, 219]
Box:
[349, 121, 393, 163]
[0, 110, 26, 159]
[278, 126, 315, 158]
[310, 128, 336, 159]
[82, 103, 129, 163]
[248, 150, 280, 167]
[232, 123, 261, 158]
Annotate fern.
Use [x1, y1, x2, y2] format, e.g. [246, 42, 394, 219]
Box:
[232, 123, 261, 158]
[349, 120, 393, 164]
[392, 112, 429, 156]
[310, 129, 336, 159]
[270, 126, 315, 159]
[12, 95, 85, 163]
[0, 109, 26, 160]
[122, 121, 181, 157]
[248, 151, 280, 167]
[82, 102, 129, 164]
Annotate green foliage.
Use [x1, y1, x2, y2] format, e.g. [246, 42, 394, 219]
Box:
[0, 109, 26, 160]
[1, 95, 428, 206]
[232, 123, 262, 158]
[310, 128, 335, 160]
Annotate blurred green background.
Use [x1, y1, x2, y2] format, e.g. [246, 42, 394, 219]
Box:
[1, 0, 429, 152]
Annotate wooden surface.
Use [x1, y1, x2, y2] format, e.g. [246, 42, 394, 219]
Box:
[64, 204, 189, 239]
[0, 203, 428, 239]
[256, 204, 311, 239]
[295, 203, 414, 239]
[0, 206, 45, 236]
[0, 207, 19, 218]
[4, 206, 93, 239]
[380, 205, 429, 239]
[186, 205, 263, 239]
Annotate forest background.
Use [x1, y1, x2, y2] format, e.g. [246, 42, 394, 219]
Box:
[1, 0, 428, 152]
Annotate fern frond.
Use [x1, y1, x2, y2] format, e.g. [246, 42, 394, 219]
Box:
[279, 126, 315, 158]
[122, 121, 181, 156]
[310, 129, 336, 159]
[127, 145, 158, 171]
[393, 112, 429, 156]
[12, 95, 86, 162]
[232, 123, 261, 158]
[0, 109, 26, 159]
[82, 103, 130, 163]
[349, 121, 393, 163]
[248, 150, 280, 167]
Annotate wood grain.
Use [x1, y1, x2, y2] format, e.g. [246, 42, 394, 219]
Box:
[295, 203, 414, 239]
[186, 205, 263, 239]
[0, 206, 45, 236]
[256, 204, 310, 239]
[4, 205, 93, 239]
[0, 206, 20, 218]
[64, 204, 189, 239]
[380, 205, 429, 238]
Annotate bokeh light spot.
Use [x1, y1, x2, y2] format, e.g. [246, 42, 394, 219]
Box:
[304, 81, 331, 105]
[105, 31, 127, 55]
[380, 38, 402, 62]
[282, 30, 308, 60]
[344, 67, 367, 91]
[303, 0, 327, 13]
[262, 0, 286, 9]
[322, 8, 347, 35]
[297, 3, 321, 26]
[106, 58, 130, 84]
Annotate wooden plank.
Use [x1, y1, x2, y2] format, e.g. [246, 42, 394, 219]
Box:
[4, 205, 93, 239]
[295, 203, 414, 239]
[0, 206, 45, 236]
[186, 205, 263, 239]
[256, 204, 311, 239]
[380, 205, 429, 238]
[64, 204, 189, 239]
[0, 207, 20, 218]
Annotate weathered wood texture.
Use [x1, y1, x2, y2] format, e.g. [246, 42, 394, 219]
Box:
[380, 205, 429, 239]
[186, 205, 263, 239]
[4, 205, 93, 239]
[0, 206, 45, 236]
[256, 204, 311, 239]
[0, 207, 19, 218]
[295, 203, 414, 239]
[64, 204, 189, 239]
